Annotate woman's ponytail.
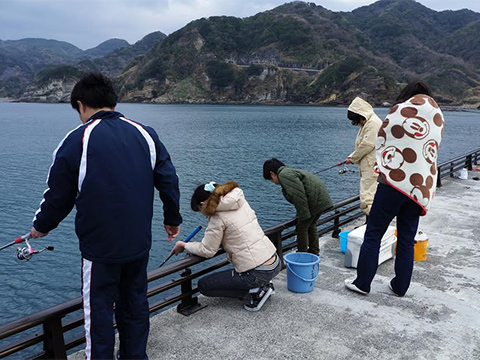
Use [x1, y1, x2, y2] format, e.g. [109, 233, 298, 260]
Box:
[202, 181, 239, 216]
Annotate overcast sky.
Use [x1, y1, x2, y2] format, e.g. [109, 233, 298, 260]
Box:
[1, 0, 479, 50]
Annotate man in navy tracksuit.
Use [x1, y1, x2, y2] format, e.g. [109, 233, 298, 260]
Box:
[30, 73, 182, 359]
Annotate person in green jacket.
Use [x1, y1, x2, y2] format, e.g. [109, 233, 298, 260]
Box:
[263, 158, 333, 255]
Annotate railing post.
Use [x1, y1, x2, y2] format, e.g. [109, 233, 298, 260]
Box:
[42, 317, 67, 359]
[437, 164, 443, 187]
[332, 210, 341, 238]
[466, 155, 473, 170]
[176, 268, 206, 316]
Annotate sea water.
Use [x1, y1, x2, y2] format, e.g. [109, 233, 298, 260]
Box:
[0, 102, 478, 326]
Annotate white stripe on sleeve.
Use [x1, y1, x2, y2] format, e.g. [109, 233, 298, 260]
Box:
[33, 123, 85, 223]
[78, 120, 101, 192]
[120, 117, 157, 169]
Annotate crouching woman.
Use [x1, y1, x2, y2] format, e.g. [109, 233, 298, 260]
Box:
[171, 181, 281, 311]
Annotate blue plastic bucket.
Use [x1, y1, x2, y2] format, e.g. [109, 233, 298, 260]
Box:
[339, 231, 350, 253]
[284, 252, 320, 293]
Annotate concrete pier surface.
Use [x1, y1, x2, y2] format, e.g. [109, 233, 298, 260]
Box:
[71, 173, 480, 359]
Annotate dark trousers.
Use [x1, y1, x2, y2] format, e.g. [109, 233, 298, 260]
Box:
[82, 255, 150, 360]
[296, 211, 322, 254]
[198, 255, 281, 299]
[353, 184, 421, 296]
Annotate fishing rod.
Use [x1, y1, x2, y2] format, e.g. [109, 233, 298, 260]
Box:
[314, 161, 346, 175]
[0, 233, 32, 251]
[0, 233, 54, 261]
[158, 225, 202, 268]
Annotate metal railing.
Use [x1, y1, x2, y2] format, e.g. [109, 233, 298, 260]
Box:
[437, 148, 480, 187]
[0, 196, 363, 359]
[1, 147, 479, 359]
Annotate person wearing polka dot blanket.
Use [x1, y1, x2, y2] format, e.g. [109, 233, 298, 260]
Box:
[345, 81, 444, 297]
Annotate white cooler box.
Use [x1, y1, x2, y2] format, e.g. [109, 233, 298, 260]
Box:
[344, 225, 397, 268]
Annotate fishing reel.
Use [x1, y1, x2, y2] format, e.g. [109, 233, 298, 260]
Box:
[338, 164, 355, 174]
[15, 239, 54, 262]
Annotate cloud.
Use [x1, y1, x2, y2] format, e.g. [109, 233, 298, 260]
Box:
[0, 0, 479, 50]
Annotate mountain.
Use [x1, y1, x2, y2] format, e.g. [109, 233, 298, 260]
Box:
[76, 32, 167, 77]
[1, 33, 167, 101]
[0, 38, 84, 66]
[19, 66, 84, 103]
[344, 0, 480, 103]
[84, 38, 130, 58]
[5, 1, 480, 106]
[0, 37, 131, 98]
[114, 0, 480, 106]
[0, 38, 83, 97]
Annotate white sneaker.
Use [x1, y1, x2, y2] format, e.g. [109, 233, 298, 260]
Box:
[268, 281, 275, 295]
[244, 284, 274, 312]
[344, 279, 369, 295]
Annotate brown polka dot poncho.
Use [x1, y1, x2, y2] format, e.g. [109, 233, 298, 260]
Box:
[376, 94, 444, 215]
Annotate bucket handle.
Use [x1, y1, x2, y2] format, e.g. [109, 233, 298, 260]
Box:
[286, 262, 320, 283]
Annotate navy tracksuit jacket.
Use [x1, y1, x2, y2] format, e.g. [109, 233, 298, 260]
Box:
[33, 110, 182, 359]
[33, 110, 182, 262]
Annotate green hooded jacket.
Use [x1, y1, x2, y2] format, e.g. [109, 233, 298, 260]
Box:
[277, 166, 333, 221]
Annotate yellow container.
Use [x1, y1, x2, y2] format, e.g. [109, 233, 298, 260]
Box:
[414, 231, 428, 261]
[393, 229, 428, 261]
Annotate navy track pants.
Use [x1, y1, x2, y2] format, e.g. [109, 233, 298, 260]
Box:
[82, 255, 150, 359]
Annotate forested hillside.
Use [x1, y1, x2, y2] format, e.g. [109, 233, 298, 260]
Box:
[0, 33, 166, 100]
[3, 0, 480, 106]
[116, 0, 480, 106]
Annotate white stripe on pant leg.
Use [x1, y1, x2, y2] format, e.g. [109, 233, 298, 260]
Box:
[82, 259, 93, 360]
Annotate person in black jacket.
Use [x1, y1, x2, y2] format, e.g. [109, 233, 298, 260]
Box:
[30, 73, 182, 360]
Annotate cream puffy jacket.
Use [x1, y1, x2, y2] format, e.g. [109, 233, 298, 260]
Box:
[184, 187, 276, 273]
[348, 97, 383, 214]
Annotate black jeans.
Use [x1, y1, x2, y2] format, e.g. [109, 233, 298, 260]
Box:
[198, 254, 281, 299]
[353, 184, 422, 296]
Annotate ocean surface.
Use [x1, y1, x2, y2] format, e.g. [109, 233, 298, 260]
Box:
[0, 102, 479, 326]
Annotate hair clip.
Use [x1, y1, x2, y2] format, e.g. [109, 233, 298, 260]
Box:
[204, 181, 216, 193]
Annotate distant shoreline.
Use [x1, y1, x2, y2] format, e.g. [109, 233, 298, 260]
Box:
[1, 98, 479, 111]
